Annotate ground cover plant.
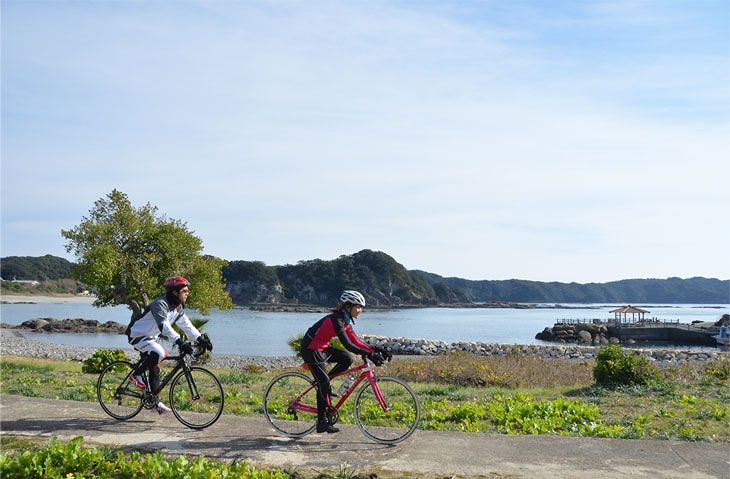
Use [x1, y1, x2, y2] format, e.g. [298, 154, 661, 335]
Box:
[1, 350, 727, 441]
[0, 435, 425, 479]
[0, 436, 290, 479]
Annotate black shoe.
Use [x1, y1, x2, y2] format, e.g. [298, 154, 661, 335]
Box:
[316, 420, 339, 433]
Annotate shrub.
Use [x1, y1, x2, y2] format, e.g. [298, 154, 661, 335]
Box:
[81, 349, 128, 374]
[593, 345, 661, 388]
[704, 359, 730, 381]
[287, 334, 345, 359]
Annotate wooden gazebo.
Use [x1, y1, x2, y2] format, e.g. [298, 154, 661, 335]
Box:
[609, 305, 650, 323]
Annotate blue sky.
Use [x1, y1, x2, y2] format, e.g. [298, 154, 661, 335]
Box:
[2, 0, 729, 283]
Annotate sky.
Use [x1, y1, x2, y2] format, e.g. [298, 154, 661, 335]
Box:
[1, 1, 729, 284]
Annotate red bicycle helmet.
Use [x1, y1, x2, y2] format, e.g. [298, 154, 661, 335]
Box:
[164, 276, 190, 290]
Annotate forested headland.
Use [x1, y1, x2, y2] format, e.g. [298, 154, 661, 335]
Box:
[3, 251, 728, 306]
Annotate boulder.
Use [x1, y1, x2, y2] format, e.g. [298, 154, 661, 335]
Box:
[14, 318, 126, 334]
[577, 330, 593, 343]
[20, 318, 50, 330]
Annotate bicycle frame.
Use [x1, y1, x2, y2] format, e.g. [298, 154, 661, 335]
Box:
[129, 354, 193, 397]
[290, 360, 388, 415]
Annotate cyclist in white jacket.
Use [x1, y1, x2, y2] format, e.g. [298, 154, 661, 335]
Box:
[126, 276, 212, 413]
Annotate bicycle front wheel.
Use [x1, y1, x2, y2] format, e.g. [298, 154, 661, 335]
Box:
[354, 376, 420, 444]
[97, 360, 144, 420]
[169, 367, 224, 429]
[263, 372, 318, 437]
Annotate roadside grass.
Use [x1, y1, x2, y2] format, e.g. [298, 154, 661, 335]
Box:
[0, 435, 478, 479]
[1, 353, 727, 441]
[0, 435, 294, 479]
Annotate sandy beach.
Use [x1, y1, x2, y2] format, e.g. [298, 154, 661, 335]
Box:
[0, 294, 96, 304]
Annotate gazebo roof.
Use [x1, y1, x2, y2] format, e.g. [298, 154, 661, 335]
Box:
[609, 305, 650, 314]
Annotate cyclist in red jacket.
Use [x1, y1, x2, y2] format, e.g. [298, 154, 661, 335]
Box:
[301, 290, 386, 433]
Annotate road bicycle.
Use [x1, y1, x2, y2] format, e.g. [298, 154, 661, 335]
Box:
[96, 348, 224, 429]
[263, 356, 420, 444]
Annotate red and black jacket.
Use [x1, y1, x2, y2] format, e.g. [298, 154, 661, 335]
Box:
[301, 309, 373, 356]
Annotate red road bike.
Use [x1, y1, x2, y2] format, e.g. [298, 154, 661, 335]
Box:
[263, 357, 420, 444]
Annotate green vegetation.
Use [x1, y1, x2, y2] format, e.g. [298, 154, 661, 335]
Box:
[0, 278, 86, 296]
[287, 334, 346, 360]
[0, 254, 73, 282]
[81, 349, 129, 374]
[593, 344, 661, 388]
[0, 436, 290, 479]
[61, 189, 233, 315]
[1, 352, 728, 442]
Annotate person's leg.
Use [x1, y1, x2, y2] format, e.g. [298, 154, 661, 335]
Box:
[302, 349, 338, 433]
[326, 347, 353, 378]
[133, 339, 166, 394]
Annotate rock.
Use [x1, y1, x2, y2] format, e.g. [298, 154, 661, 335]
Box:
[20, 318, 50, 330]
[14, 318, 126, 334]
[577, 330, 593, 343]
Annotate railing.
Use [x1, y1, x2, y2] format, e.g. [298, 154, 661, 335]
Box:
[556, 317, 683, 327]
[555, 318, 604, 325]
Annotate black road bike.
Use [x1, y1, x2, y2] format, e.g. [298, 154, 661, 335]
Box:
[96, 348, 223, 429]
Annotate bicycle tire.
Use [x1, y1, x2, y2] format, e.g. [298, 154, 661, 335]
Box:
[263, 371, 317, 437]
[354, 376, 420, 444]
[97, 360, 144, 420]
[169, 366, 224, 429]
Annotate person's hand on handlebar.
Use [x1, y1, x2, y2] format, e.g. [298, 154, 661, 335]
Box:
[196, 333, 213, 352]
[175, 338, 195, 355]
[373, 346, 393, 362]
[367, 351, 386, 366]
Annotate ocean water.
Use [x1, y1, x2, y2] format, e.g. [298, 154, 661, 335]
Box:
[1, 302, 727, 356]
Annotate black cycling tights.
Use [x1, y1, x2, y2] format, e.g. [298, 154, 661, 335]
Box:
[135, 351, 162, 394]
[301, 347, 352, 421]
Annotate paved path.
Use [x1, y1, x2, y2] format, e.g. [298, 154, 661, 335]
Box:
[1, 395, 728, 478]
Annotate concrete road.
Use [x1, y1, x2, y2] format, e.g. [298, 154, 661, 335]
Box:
[1, 395, 728, 478]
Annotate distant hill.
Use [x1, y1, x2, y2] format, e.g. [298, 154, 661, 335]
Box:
[224, 249, 460, 306]
[413, 271, 730, 304]
[0, 255, 74, 281]
[0, 255, 85, 295]
[3, 252, 728, 305]
[223, 250, 729, 306]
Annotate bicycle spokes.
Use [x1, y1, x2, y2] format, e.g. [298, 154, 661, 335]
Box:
[97, 361, 144, 420]
[354, 377, 421, 444]
[264, 372, 318, 437]
[169, 366, 224, 429]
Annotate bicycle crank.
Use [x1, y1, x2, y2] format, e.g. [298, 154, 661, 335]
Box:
[142, 394, 158, 410]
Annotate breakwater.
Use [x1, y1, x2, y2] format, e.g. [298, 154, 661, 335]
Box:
[1, 328, 725, 366]
[363, 335, 728, 363]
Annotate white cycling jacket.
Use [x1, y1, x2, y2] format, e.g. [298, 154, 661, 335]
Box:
[128, 294, 200, 344]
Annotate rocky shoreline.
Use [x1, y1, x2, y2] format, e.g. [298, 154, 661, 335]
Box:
[362, 335, 728, 364]
[1, 327, 725, 369]
[0, 329, 302, 371]
[1, 318, 127, 334]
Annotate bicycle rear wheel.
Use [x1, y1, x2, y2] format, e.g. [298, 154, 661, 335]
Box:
[263, 372, 317, 437]
[354, 376, 420, 444]
[97, 360, 144, 420]
[169, 367, 224, 429]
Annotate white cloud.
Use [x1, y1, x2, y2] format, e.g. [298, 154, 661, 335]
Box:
[2, 0, 728, 283]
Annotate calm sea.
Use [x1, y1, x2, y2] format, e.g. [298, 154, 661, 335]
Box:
[1, 302, 727, 356]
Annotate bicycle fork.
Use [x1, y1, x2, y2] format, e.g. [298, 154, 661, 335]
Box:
[182, 368, 201, 401]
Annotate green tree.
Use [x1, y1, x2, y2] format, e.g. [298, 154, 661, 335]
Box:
[61, 189, 233, 317]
